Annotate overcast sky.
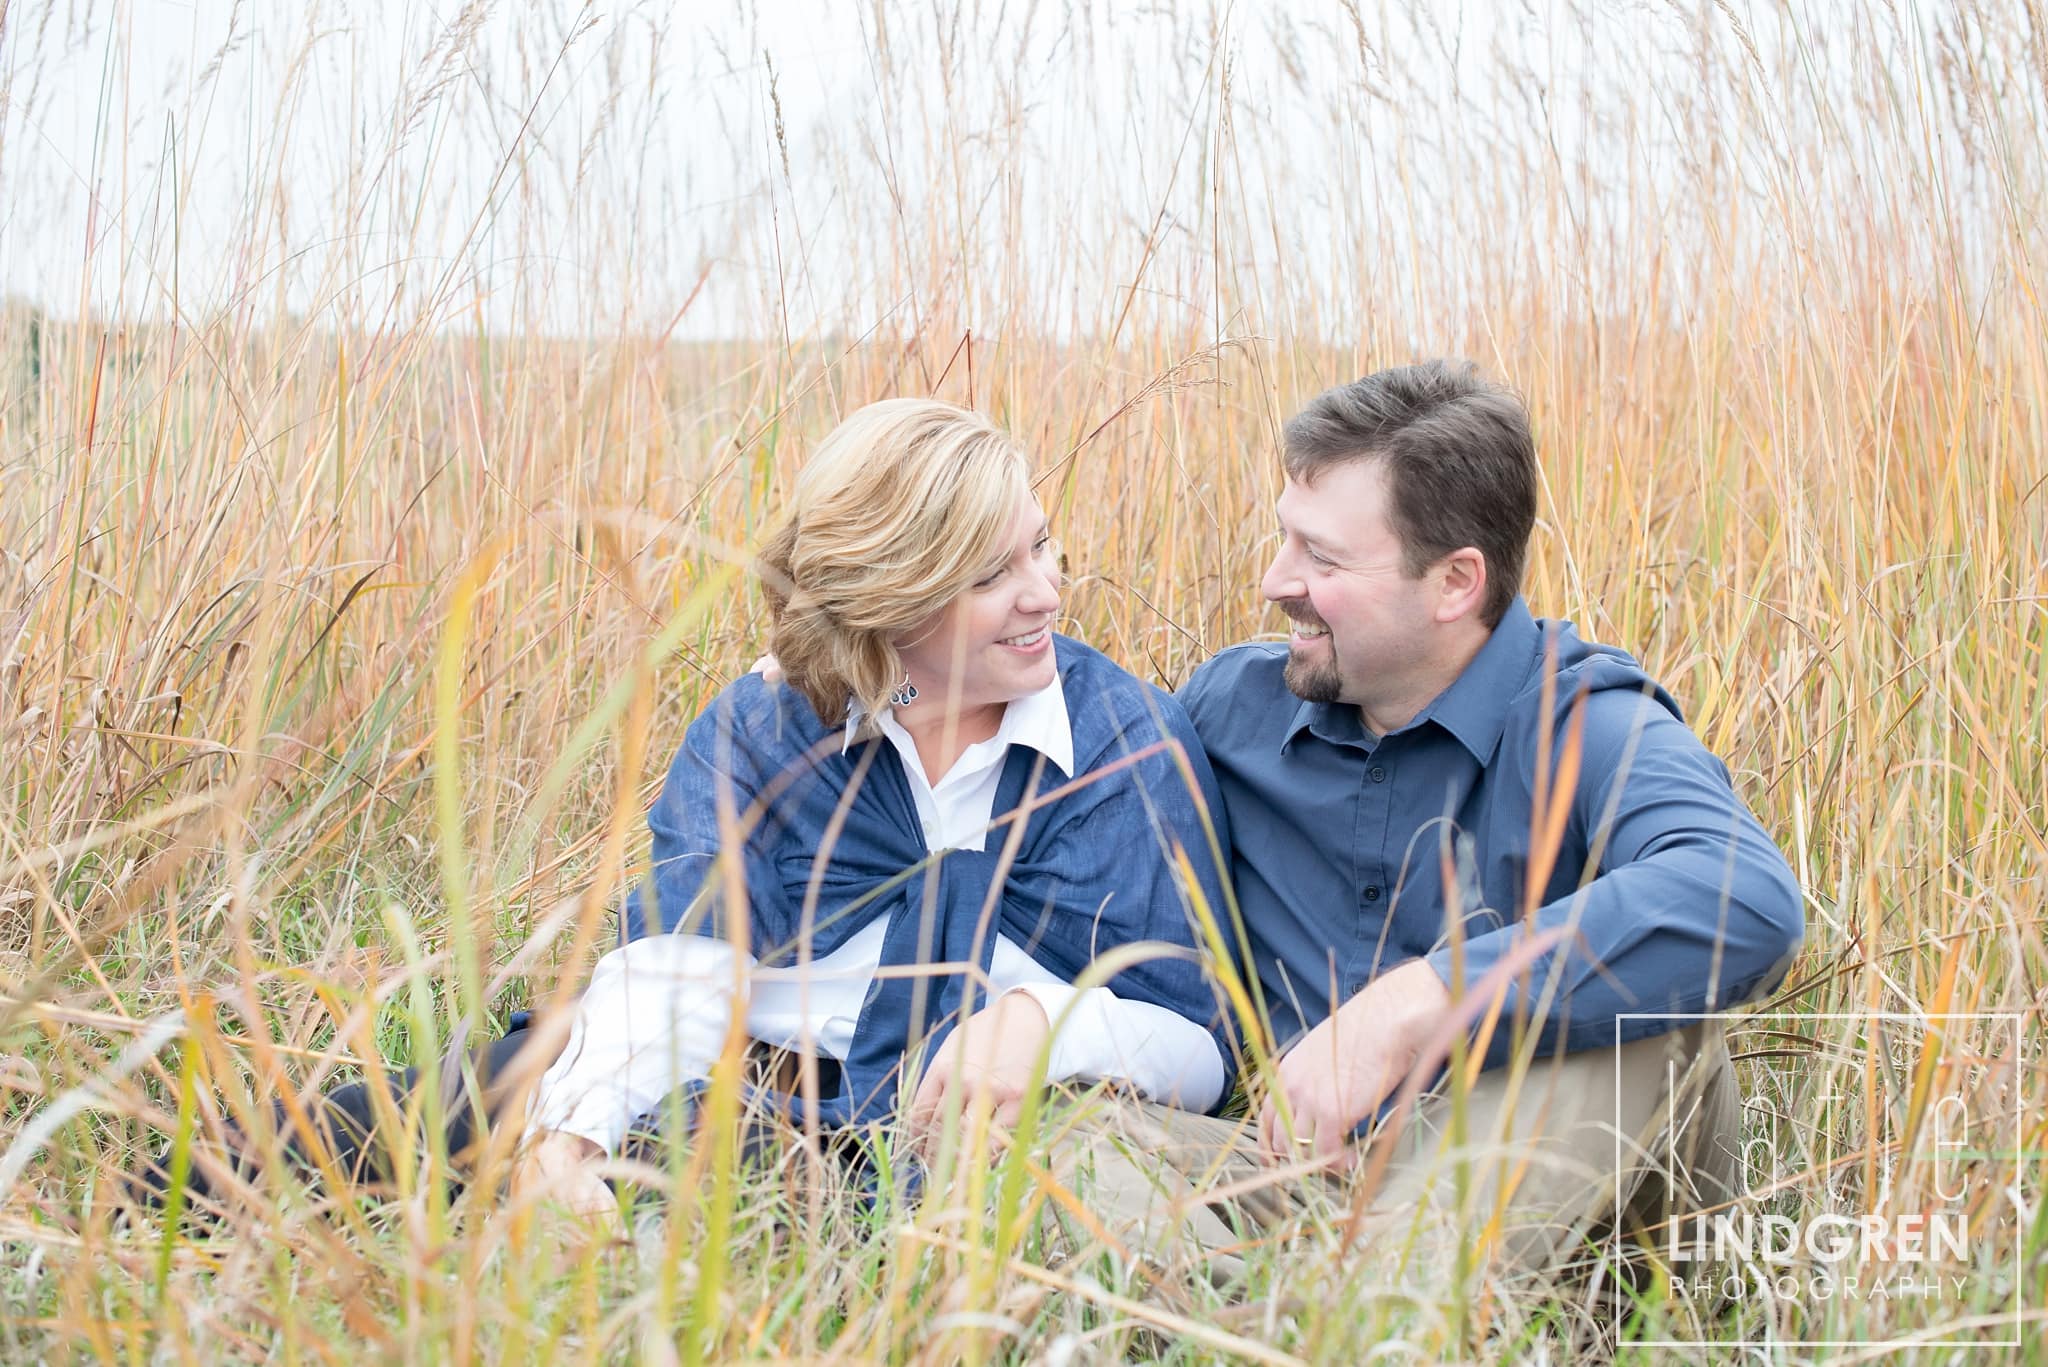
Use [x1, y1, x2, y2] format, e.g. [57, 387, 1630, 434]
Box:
[0, 1, 2019, 341]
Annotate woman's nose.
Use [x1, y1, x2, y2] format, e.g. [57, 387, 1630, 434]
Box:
[1021, 560, 1061, 612]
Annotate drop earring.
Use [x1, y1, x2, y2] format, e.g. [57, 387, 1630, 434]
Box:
[888, 674, 919, 707]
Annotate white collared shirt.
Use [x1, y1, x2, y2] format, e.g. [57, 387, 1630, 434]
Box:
[841, 658, 1075, 850]
[528, 645, 1226, 1152]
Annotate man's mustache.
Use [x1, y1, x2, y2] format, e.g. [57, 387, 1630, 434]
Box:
[1276, 601, 1329, 632]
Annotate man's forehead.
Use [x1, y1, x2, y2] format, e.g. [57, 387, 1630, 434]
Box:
[1279, 465, 1387, 542]
[1278, 471, 1348, 518]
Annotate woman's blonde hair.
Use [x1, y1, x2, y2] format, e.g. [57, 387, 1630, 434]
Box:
[756, 398, 1032, 726]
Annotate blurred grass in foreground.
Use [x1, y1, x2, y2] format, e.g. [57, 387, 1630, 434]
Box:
[1, 0, 2043, 1360]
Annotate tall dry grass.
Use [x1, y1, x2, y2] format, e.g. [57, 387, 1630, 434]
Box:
[1, 0, 2044, 1360]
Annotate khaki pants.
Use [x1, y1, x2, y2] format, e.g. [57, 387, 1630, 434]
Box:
[1041, 1023, 1741, 1288]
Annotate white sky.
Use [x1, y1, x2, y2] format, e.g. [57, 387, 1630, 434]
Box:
[0, 1, 2026, 342]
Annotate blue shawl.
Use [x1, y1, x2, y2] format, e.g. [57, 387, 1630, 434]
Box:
[619, 635, 1239, 1126]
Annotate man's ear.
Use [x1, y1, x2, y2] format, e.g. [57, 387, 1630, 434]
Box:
[1434, 547, 1488, 624]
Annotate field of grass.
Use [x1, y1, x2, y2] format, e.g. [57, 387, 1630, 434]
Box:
[2, 1, 2044, 1361]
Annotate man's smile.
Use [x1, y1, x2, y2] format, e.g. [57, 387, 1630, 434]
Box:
[1280, 603, 1331, 641]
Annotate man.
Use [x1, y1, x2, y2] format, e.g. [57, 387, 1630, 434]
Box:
[1175, 359, 1804, 1269]
[657, 362, 1805, 1284]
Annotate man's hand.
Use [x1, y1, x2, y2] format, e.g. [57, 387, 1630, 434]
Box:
[749, 653, 783, 683]
[906, 990, 1053, 1150]
[1257, 958, 1452, 1164]
[510, 1129, 618, 1219]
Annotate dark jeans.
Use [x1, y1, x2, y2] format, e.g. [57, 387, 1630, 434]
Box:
[137, 1023, 551, 1208]
[136, 1020, 833, 1211]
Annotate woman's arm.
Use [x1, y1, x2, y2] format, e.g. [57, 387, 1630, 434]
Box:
[538, 679, 800, 1152]
[1006, 982, 1226, 1111]
[1028, 678, 1243, 1109]
[525, 934, 751, 1154]
[990, 930, 1225, 1108]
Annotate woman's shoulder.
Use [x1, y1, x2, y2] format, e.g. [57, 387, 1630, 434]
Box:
[685, 670, 836, 759]
[1053, 632, 1157, 701]
[1052, 633, 1200, 756]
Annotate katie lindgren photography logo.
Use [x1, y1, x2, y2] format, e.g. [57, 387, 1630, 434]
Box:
[1615, 1012, 2025, 1351]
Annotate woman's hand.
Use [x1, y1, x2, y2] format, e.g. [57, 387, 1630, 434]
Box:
[906, 991, 1052, 1149]
[510, 1129, 618, 1220]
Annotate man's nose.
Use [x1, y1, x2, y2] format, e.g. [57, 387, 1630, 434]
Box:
[1261, 546, 1301, 603]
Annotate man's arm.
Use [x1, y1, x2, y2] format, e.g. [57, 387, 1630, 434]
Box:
[1422, 688, 1805, 1067]
[1257, 689, 1802, 1159]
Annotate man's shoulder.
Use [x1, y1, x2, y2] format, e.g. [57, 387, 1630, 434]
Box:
[1178, 641, 1293, 741]
[1503, 619, 1699, 770]
[1519, 622, 1680, 715]
[1182, 639, 1289, 698]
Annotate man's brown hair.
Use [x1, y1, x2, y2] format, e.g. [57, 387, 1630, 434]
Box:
[1283, 359, 1536, 628]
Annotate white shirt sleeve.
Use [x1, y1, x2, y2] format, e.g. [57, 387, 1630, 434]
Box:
[1005, 981, 1227, 1114]
[525, 935, 751, 1155]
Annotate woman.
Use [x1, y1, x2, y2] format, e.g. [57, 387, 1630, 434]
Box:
[512, 397, 1239, 1211]
[146, 398, 1239, 1217]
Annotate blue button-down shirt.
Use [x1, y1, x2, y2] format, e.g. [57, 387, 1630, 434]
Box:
[1179, 597, 1804, 1065]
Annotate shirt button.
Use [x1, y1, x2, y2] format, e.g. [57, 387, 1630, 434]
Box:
[1362, 885, 1382, 902]
[1370, 766, 1387, 783]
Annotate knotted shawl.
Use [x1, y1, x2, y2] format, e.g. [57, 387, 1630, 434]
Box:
[619, 635, 1239, 1126]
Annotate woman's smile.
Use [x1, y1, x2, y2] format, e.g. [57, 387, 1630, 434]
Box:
[998, 625, 1051, 653]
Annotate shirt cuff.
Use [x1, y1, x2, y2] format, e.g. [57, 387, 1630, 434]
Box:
[526, 1079, 637, 1154]
[523, 934, 746, 1156]
[1002, 982, 1226, 1112]
[1002, 981, 1090, 1082]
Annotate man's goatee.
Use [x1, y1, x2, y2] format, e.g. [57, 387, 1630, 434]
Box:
[1282, 648, 1342, 703]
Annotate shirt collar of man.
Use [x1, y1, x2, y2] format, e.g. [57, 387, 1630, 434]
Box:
[840, 640, 1076, 779]
[1281, 596, 1542, 763]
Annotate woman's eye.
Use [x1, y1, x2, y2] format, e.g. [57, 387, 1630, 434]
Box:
[975, 567, 1004, 588]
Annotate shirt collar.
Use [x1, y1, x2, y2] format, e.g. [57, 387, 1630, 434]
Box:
[1413, 595, 1540, 764]
[1278, 596, 1541, 764]
[1280, 692, 1372, 754]
[841, 640, 1075, 777]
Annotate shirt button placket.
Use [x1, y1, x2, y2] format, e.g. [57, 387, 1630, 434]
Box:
[1356, 752, 1392, 977]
